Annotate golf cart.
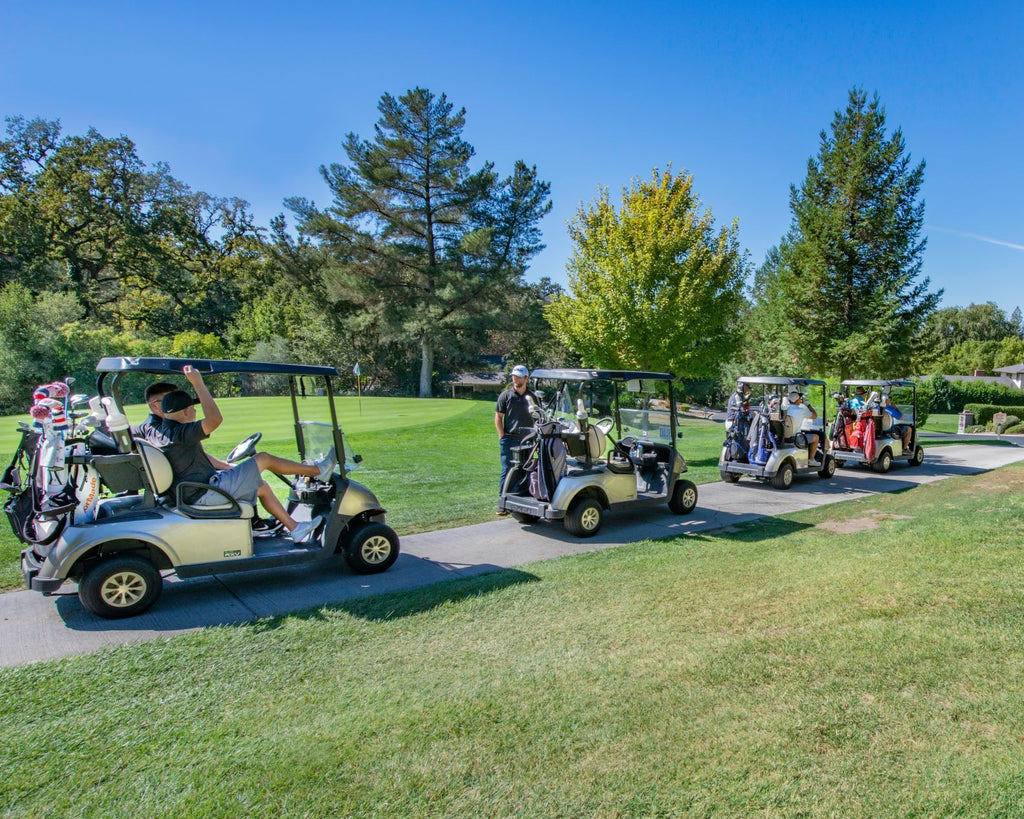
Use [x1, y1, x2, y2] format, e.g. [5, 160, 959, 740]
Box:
[719, 376, 836, 489]
[10, 357, 399, 619]
[497, 369, 698, 537]
[829, 379, 925, 472]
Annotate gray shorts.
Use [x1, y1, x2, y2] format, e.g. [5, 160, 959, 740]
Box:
[198, 458, 262, 505]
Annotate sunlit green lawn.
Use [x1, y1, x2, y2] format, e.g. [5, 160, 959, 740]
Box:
[2, 462, 1022, 817]
[0, 397, 726, 590]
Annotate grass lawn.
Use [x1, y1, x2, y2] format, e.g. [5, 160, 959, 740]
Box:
[921, 413, 960, 434]
[0, 397, 726, 590]
[1, 462, 1023, 816]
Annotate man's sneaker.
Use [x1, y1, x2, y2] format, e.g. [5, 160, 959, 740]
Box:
[314, 448, 337, 483]
[289, 516, 323, 544]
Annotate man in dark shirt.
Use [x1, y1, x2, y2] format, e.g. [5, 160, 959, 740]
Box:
[146, 365, 334, 543]
[130, 381, 177, 441]
[494, 364, 537, 512]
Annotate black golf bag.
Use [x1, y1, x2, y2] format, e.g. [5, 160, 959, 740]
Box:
[723, 411, 752, 463]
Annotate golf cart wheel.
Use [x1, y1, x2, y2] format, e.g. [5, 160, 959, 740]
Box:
[818, 454, 836, 479]
[771, 461, 795, 490]
[510, 511, 540, 524]
[720, 470, 741, 484]
[564, 496, 602, 538]
[910, 445, 925, 466]
[343, 522, 399, 574]
[873, 450, 892, 473]
[79, 555, 162, 619]
[668, 480, 698, 514]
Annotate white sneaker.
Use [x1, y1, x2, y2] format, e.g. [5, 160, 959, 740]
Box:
[289, 516, 323, 544]
[314, 448, 337, 482]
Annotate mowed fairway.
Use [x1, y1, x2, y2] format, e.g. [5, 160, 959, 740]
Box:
[1, 462, 1023, 816]
[0, 396, 725, 589]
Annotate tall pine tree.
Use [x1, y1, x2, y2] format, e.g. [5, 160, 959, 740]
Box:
[287, 88, 551, 396]
[761, 88, 940, 379]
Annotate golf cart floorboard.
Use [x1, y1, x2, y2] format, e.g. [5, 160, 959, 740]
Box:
[175, 542, 329, 579]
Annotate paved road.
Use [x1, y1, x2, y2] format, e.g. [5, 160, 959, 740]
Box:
[2, 443, 1023, 668]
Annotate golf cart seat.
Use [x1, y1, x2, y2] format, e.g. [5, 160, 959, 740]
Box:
[564, 425, 606, 461]
[134, 439, 254, 519]
[135, 440, 174, 498]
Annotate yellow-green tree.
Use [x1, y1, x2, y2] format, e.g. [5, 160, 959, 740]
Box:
[546, 168, 746, 377]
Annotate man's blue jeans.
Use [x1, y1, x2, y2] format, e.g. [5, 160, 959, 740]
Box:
[498, 436, 517, 500]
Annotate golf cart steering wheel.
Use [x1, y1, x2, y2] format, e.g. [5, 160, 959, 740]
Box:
[227, 432, 262, 464]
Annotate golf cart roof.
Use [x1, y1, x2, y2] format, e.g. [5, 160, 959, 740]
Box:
[738, 376, 826, 387]
[96, 357, 341, 378]
[841, 379, 916, 388]
[530, 368, 675, 382]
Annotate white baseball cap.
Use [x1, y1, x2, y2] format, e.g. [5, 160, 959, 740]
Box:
[511, 365, 529, 377]
[787, 391, 802, 402]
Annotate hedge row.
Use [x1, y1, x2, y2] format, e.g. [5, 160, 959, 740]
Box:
[921, 375, 1024, 413]
[964, 404, 1024, 426]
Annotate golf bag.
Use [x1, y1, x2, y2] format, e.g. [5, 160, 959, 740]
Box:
[524, 421, 568, 502]
[747, 403, 779, 466]
[723, 411, 752, 463]
[2, 381, 105, 546]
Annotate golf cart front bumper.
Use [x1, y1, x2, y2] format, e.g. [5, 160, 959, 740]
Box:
[499, 495, 565, 521]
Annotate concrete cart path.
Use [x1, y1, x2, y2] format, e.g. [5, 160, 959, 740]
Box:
[3, 443, 1023, 668]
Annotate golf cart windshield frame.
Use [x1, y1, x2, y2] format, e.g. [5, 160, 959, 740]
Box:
[529, 368, 679, 446]
[737, 376, 829, 428]
[95, 357, 346, 465]
[840, 379, 917, 420]
[840, 379, 917, 389]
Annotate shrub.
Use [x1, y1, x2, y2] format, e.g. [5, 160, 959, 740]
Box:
[1004, 423, 1024, 434]
[964, 404, 1024, 426]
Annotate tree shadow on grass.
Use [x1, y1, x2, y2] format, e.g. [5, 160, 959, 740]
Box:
[681, 517, 815, 544]
[287, 567, 540, 625]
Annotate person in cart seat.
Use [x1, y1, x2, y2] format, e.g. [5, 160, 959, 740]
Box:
[785, 390, 821, 463]
[142, 366, 334, 543]
[881, 395, 913, 453]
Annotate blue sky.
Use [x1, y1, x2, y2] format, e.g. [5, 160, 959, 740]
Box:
[2, 1, 1022, 315]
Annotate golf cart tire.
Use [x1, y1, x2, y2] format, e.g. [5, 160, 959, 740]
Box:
[79, 554, 162, 619]
[343, 522, 399, 574]
[668, 480, 698, 514]
[510, 511, 540, 524]
[771, 461, 795, 490]
[564, 496, 603, 538]
[873, 450, 892, 473]
[818, 454, 836, 479]
[720, 470, 741, 483]
[910, 445, 925, 466]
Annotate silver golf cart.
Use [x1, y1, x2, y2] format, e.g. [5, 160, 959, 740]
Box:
[497, 369, 698, 537]
[16, 357, 399, 618]
[719, 376, 836, 489]
[829, 379, 925, 471]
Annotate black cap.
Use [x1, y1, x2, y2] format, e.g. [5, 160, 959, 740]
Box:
[161, 390, 200, 414]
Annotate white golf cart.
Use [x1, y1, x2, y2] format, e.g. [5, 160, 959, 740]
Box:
[718, 376, 836, 489]
[497, 369, 698, 537]
[829, 379, 925, 472]
[13, 357, 399, 618]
